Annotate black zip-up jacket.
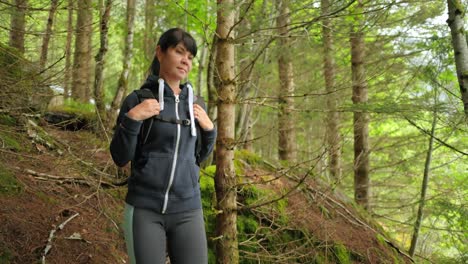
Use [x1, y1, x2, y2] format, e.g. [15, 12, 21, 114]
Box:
[110, 78, 216, 214]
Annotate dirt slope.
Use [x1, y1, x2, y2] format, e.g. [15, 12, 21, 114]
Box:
[0, 115, 412, 264]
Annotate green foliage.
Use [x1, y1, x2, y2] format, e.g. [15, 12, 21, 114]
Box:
[35, 191, 59, 205]
[0, 244, 12, 264]
[0, 131, 22, 152]
[105, 187, 127, 201]
[49, 98, 96, 116]
[0, 115, 16, 126]
[235, 150, 263, 166]
[333, 243, 351, 264]
[0, 166, 22, 196]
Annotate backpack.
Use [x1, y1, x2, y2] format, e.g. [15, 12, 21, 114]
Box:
[134, 88, 206, 165]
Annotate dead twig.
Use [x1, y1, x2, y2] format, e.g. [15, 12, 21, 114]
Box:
[41, 212, 80, 264]
[13, 166, 115, 188]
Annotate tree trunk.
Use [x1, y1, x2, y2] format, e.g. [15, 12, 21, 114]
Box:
[144, 0, 156, 62]
[64, 0, 74, 99]
[108, 0, 136, 128]
[409, 112, 437, 256]
[94, 0, 113, 126]
[207, 34, 219, 120]
[350, 0, 370, 210]
[9, 0, 28, 55]
[39, 0, 59, 70]
[276, 0, 296, 163]
[447, 0, 468, 119]
[214, 0, 238, 262]
[196, 42, 207, 97]
[321, 0, 342, 181]
[72, 0, 93, 103]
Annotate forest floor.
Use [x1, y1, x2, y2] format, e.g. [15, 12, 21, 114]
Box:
[0, 114, 413, 264]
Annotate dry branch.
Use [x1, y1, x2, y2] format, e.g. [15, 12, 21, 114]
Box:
[13, 166, 115, 188]
[41, 212, 80, 264]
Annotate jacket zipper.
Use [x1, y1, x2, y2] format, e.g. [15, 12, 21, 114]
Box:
[162, 94, 181, 214]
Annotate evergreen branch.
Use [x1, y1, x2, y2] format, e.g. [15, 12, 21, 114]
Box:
[405, 118, 468, 156]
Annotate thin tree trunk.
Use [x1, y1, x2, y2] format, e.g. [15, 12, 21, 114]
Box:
[39, 0, 59, 70]
[144, 0, 156, 62]
[9, 0, 27, 55]
[63, 0, 74, 99]
[276, 0, 296, 163]
[196, 42, 207, 97]
[207, 34, 218, 120]
[72, 0, 93, 102]
[447, 0, 468, 118]
[94, 0, 113, 126]
[321, 0, 342, 182]
[108, 0, 136, 127]
[350, 0, 370, 210]
[214, 0, 238, 262]
[409, 112, 437, 256]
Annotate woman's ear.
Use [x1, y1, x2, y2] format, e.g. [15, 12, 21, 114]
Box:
[156, 46, 163, 62]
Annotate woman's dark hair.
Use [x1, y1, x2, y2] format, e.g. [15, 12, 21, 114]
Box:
[149, 28, 197, 76]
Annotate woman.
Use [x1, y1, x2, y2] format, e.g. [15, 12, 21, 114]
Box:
[110, 28, 216, 264]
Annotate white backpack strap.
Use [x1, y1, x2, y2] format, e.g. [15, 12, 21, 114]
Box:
[186, 83, 197, 137]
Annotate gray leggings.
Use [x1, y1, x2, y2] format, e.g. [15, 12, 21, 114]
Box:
[123, 203, 208, 264]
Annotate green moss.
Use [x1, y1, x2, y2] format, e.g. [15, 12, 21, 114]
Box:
[0, 115, 16, 126]
[235, 149, 262, 166]
[0, 132, 22, 151]
[105, 187, 127, 200]
[0, 246, 12, 264]
[333, 243, 351, 264]
[35, 191, 59, 205]
[375, 233, 387, 246]
[0, 166, 22, 195]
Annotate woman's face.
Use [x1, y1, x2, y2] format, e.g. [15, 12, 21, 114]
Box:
[157, 43, 194, 81]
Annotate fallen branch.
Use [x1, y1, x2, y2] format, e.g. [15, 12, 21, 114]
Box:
[13, 166, 115, 188]
[41, 212, 80, 264]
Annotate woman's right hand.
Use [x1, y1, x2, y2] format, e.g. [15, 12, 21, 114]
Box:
[127, 99, 160, 121]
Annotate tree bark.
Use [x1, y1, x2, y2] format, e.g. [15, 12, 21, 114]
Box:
[108, 0, 136, 128]
[447, 0, 468, 119]
[321, 0, 342, 182]
[196, 42, 207, 97]
[409, 112, 437, 256]
[276, 0, 296, 162]
[94, 0, 113, 126]
[72, 0, 93, 103]
[350, 0, 370, 210]
[63, 0, 74, 99]
[144, 0, 156, 62]
[207, 34, 219, 120]
[214, 0, 238, 262]
[9, 0, 28, 55]
[39, 0, 59, 70]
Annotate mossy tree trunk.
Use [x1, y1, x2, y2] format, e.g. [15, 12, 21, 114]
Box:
[321, 0, 342, 182]
[350, 0, 370, 210]
[94, 0, 113, 126]
[108, 0, 136, 128]
[39, 0, 59, 70]
[276, 0, 296, 163]
[63, 0, 74, 99]
[144, 0, 156, 63]
[72, 0, 93, 103]
[447, 0, 468, 119]
[9, 0, 27, 55]
[207, 34, 218, 120]
[214, 0, 238, 262]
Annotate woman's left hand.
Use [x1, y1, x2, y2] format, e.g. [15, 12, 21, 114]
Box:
[193, 104, 214, 131]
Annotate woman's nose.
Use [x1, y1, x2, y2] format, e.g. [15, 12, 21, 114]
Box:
[181, 55, 189, 65]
